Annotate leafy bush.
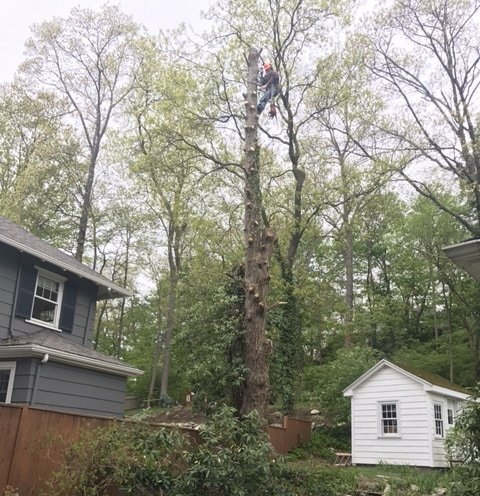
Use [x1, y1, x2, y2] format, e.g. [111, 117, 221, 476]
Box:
[304, 346, 383, 423]
[288, 424, 350, 461]
[43, 421, 187, 496]
[446, 465, 480, 496]
[176, 406, 274, 496]
[44, 406, 274, 496]
[445, 384, 480, 495]
[445, 384, 480, 464]
[272, 462, 356, 496]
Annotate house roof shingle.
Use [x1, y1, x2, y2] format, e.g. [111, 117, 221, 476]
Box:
[0, 330, 142, 377]
[0, 215, 131, 299]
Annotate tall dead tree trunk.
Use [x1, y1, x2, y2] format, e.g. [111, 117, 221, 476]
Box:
[147, 290, 164, 408]
[340, 156, 354, 347]
[240, 48, 276, 419]
[160, 219, 181, 398]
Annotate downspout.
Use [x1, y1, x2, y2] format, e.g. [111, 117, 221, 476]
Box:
[30, 353, 49, 405]
[8, 255, 23, 339]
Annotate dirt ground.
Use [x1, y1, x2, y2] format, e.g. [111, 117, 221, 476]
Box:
[143, 404, 318, 426]
[145, 405, 207, 425]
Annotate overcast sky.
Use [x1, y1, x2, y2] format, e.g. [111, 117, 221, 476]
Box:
[0, 0, 211, 83]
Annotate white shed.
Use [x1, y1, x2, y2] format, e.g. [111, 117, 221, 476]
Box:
[343, 359, 470, 468]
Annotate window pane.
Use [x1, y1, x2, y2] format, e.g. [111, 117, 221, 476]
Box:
[434, 405, 444, 437]
[32, 298, 56, 324]
[0, 370, 10, 402]
[382, 403, 398, 434]
[32, 272, 62, 325]
[36, 275, 59, 302]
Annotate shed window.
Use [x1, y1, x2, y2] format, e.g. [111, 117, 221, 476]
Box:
[0, 362, 16, 403]
[434, 404, 444, 437]
[381, 403, 398, 435]
[447, 408, 454, 425]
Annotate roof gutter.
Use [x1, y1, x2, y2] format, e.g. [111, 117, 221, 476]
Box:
[442, 239, 480, 282]
[0, 344, 143, 377]
[425, 384, 471, 401]
[0, 234, 133, 298]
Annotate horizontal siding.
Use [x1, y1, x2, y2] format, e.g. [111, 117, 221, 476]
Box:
[33, 361, 126, 418]
[432, 439, 448, 467]
[351, 366, 432, 466]
[0, 246, 18, 283]
[0, 287, 14, 306]
[1, 244, 127, 419]
[40, 362, 125, 389]
[9, 358, 36, 403]
[0, 314, 11, 338]
[69, 290, 93, 344]
[1, 252, 95, 343]
[0, 246, 18, 339]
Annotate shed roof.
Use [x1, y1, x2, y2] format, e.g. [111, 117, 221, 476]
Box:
[0, 215, 132, 299]
[343, 359, 470, 400]
[0, 330, 142, 377]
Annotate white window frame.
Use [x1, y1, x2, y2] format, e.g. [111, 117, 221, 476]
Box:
[0, 362, 17, 403]
[434, 403, 444, 438]
[379, 401, 400, 437]
[26, 267, 66, 331]
[447, 408, 454, 425]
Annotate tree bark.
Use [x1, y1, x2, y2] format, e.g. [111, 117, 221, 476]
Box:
[160, 225, 180, 398]
[240, 47, 275, 419]
[148, 289, 164, 407]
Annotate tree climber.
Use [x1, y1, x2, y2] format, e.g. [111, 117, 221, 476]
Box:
[257, 61, 279, 115]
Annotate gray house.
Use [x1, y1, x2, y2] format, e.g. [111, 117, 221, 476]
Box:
[0, 215, 142, 418]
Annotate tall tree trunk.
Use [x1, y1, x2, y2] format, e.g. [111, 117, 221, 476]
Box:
[115, 232, 131, 357]
[75, 148, 99, 261]
[240, 47, 275, 419]
[442, 282, 454, 382]
[343, 222, 354, 347]
[430, 265, 438, 341]
[148, 290, 164, 407]
[340, 155, 354, 347]
[160, 238, 179, 398]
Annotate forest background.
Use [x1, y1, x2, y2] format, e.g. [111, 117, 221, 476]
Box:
[1, 0, 479, 422]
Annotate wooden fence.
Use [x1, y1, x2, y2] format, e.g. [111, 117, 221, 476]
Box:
[267, 416, 312, 454]
[0, 404, 312, 496]
[0, 404, 114, 496]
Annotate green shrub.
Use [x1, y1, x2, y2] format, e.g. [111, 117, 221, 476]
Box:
[446, 464, 480, 496]
[43, 421, 186, 496]
[305, 346, 383, 423]
[272, 462, 356, 496]
[176, 405, 274, 496]
[288, 425, 350, 461]
[44, 406, 275, 496]
[445, 383, 480, 496]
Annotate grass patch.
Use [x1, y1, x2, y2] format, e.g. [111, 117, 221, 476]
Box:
[273, 461, 451, 496]
[288, 424, 350, 461]
[352, 465, 450, 495]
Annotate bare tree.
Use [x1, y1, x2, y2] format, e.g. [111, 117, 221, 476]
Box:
[241, 48, 276, 417]
[365, 0, 480, 235]
[21, 4, 142, 261]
